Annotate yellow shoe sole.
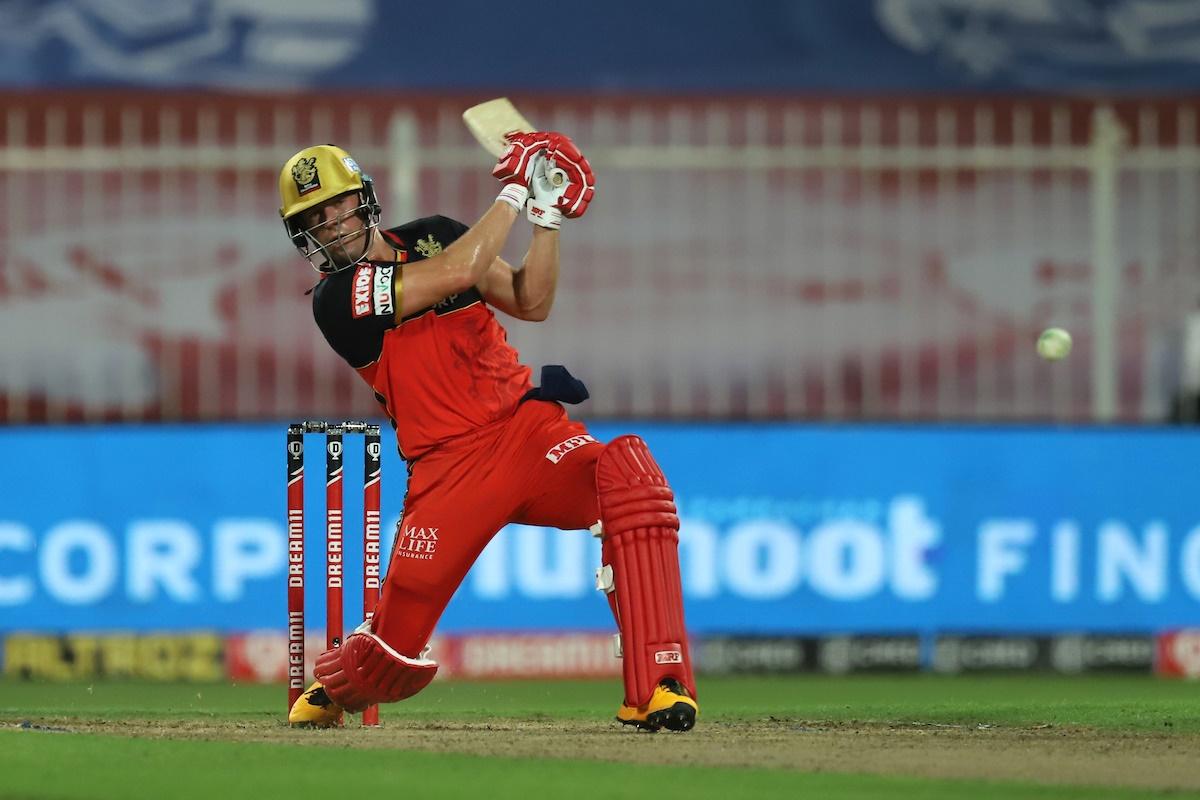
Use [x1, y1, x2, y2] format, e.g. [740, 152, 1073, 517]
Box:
[288, 682, 344, 728]
[616, 682, 698, 732]
[616, 700, 696, 732]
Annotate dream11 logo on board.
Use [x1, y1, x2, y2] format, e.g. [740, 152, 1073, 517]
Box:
[0, 0, 376, 88]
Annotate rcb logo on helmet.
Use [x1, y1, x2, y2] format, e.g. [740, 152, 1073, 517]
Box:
[291, 157, 320, 195]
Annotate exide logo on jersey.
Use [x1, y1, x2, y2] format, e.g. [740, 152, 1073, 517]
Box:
[351, 265, 372, 318]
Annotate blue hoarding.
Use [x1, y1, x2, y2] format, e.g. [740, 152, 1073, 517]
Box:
[1, 421, 1199, 635]
[4, 1, 1200, 93]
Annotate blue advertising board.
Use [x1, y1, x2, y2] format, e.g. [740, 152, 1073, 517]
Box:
[2, 1, 1200, 93]
[1, 421, 1199, 635]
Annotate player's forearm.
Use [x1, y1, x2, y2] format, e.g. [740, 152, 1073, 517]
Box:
[514, 227, 559, 318]
[440, 200, 520, 292]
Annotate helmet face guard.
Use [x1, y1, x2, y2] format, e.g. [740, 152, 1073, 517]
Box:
[279, 145, 383, 274]
[282, 183, 381, 274]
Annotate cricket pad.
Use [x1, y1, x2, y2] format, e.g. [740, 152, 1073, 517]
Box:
[596, 435, 697, 707]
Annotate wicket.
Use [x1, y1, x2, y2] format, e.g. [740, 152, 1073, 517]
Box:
[286, 420, 383, 726]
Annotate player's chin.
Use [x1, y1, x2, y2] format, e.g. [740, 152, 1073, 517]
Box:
[327, 238, 367, 269]
[342, 231, 369, 258]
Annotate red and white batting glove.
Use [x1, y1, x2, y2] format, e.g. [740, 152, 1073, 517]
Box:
[542, 132, 595, 219]
[493, 131, 551, 213]
[526, 154, 562, 230]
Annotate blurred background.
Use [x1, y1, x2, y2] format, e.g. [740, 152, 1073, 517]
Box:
[1, 0, 1198, 687]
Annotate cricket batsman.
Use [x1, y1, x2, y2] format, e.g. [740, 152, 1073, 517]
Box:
[279, 131, 697, 731]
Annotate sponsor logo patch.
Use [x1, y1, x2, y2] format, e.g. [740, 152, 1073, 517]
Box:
[351, 265, 372, 318]
[654, 650, 683, 664]
[394, 524, 439, 561]
[545, 434, 598, 464]
[291, 156, 320, 196]
[341, 156, 361, 174]
[373, 265, 394, 316]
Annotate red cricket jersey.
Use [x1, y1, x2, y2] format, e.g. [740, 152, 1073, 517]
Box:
[311, 216, 532, 460]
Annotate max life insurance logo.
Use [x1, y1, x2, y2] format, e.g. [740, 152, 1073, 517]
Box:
[394, 523, 439, 561]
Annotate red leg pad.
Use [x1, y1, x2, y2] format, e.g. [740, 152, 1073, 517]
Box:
[314, 631, 438, 712]
[596, 435, 696, 707]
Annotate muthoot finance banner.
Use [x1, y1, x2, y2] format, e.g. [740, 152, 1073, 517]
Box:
[1, 423, 1199, 634]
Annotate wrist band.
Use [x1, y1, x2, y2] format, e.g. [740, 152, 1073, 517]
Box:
[496, 184, 530, 212]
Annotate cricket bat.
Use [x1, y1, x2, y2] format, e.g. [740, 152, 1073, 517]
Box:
[461, 97, 536, 158]
[462, 98, 568, 190]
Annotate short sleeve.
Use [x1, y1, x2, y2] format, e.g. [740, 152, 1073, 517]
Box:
[434, 215, 470, 243]
[312, 262, 400, 368]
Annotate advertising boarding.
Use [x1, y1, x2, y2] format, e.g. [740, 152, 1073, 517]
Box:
[1, 423, 1199, 637]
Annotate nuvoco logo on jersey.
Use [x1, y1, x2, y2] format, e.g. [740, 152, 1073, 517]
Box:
[373, 265, 394, 316]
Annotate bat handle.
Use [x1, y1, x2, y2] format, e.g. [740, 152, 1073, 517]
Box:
[549, 168, 568, 188]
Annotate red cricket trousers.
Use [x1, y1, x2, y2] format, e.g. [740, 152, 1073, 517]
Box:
[370, 400, 602, 655]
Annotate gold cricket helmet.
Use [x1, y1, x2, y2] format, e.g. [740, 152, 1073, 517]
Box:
[278, 144, 381, 274]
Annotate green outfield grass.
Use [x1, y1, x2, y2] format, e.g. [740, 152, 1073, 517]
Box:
[0, 731, 1179, 800]
[3, 674, 1197, 730]
[3, 675, 1199, 799]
